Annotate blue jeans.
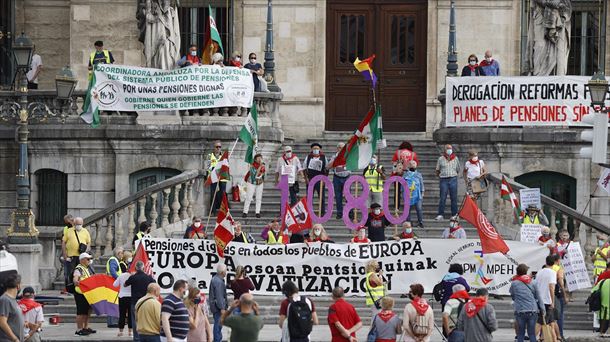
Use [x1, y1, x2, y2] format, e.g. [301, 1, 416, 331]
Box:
[515, 311, 537, 342]
[139, 335, 160, 342]
[333, 175, 348, 217]
[447, 329, 464, 342]
[407, 200, 423, 224]
[556, 295, 565, 338]
[213, 311, 222, 342]
[130, 302, 139, 342]
[438, 176, 458, 216]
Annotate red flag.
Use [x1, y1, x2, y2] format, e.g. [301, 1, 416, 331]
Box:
[129, 242, 153, 276]
[214, 193, 235, 257]
[282, 198, 313, 233]
[206, 151, 230, 186]
[459, 195, 510, 254]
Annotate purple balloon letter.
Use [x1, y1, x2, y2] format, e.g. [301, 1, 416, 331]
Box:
[382, 176, 410, 225]
[306, 175, 334, 223]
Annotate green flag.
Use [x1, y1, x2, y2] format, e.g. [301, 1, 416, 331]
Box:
[239, 103, 259, 163]
[208, 5, 224, 55]
[80, 68, 100, 128]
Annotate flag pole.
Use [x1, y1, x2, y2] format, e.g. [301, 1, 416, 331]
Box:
[318, 182, 324, 217]
[205, 185, 220, 232]
[353, 182, 359, 223]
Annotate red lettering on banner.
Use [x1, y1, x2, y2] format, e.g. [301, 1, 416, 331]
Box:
[573, 105, 590, 122]
[453, 106, 489, 122]
[492, 106, 505, 122]
[509, 105, 567, 122]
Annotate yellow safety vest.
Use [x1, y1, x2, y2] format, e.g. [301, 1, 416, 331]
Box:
[523, 215, 540, 225]
[237, 232, 249, 244]
[136, 231, 145, 240]
[89, 50, 111, 66]
[365, 271, 384, 306]
[594, 247, 609, 277]
[75, 264, 91, 294]
[267, 231, 283, 245]
[208, 153, 229, 182]
[106, 256, 122, 277]
[551, 264, 562, 272]
[365, 168, 383, 193]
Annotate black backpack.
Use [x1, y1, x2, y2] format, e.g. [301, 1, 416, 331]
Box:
[287, 297, 313, 339]
[433, 281, 446, 303]
[587, 279, 607, 312]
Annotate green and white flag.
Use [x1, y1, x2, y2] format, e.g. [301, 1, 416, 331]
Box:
[209, 5, 224, 55]
[80, 70, 101, 128]
[239, 103, 259, 163]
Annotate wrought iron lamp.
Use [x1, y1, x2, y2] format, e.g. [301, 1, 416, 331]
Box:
[588, 72, 610, 112]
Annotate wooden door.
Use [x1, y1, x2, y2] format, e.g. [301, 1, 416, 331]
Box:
[326, 0, 427, 132]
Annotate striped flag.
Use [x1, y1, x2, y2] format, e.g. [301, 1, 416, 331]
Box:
[78, 274, 119, 317]
[205, 151, 230, 186]
[239, 103, 259, 164]
[501, 175, 522, 222]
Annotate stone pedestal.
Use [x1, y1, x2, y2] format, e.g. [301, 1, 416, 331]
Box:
[8, 244, 43, 292]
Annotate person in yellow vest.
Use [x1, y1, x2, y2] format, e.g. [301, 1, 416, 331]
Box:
[266, 222, 284, 245]
[593, 235, 610, 281]
[232, 221, 255, 243]
[364, 259, 385, 317]
[363, 155, 385, 207]
[88, 40, 114, 78]
[73, 252, 95, 336]
[206, 140, 229, 214]
[132, 222, 151, 248]
[107, 247, 124, 279]
[523, 204, 549, 225]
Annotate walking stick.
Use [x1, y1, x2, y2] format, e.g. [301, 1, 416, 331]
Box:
[318, 181, 324, 217]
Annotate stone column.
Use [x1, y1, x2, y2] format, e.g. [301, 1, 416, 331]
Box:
[8, 244, 43, 292]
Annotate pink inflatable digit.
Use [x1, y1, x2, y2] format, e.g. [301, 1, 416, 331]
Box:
[276, 174, 290, 221]
[342, 176, 370, 230]
[306, 175, 334, 223]
[382, 176, 410, 225]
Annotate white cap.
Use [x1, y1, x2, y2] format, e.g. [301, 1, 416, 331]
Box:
[284, 146, 292, 152]
[79, 252, 93, 260]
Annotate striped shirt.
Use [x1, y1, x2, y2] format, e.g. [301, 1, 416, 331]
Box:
[436, 155, 461, 178]
[160, 294, 190, 339]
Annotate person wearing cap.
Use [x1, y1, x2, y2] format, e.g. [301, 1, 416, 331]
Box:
[538, 226, 557, 254]
[62, 217, 91, 291]
[304, 143, 329, 216]
[435, 144, 461, 221]
[442, 216, 467, 239]
[184, 216, 206, 239]
[275, 145, 304, 206]
[206, 140, 229, 215]
[365, 203, 391, 242]
[523, 204, 549, 226]
[18, 287, 44, 342]
[363, 155, 385, 207]
[73, 252, 95, 336]
[351, 226, 370, 243]
[243, 153, 266, 218]
[328, 142, 351, 219]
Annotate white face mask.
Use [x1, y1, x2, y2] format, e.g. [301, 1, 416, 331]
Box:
[75, 224, 83, 231]
[250, 58, 256, 63]
[373, 209, 381, 215]
[446, 149, 453, 155]
[235, 57, 241, 62]
[190, 50, 197, 56]
[472, 156, 478, 162]
[359, 231, 366, 238]
[405, 228, 412, 234]
[450, 222, 457, 228]
[285, 152, 292, 158]
[370, 158, 377, 165]
[183, 289, 189, 299]
[127, 258, 133, 263]
[312, 149, 320, 155]
[193, 222, 201, 228]
[486, 57, 492, 62]
[314, 229, 321, 235]
[469, 61, 476, 66]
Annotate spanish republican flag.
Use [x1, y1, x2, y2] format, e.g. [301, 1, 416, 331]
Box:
[79, 274, 120, 317]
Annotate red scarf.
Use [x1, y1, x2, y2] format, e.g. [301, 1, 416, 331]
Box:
[18, 298, 42, 314]
[245, 161, 265, 181]
[449, 290, 470, 300]
[352, 236, 370, 243]
[465, 297, 487, 318]
[190, 224, 204, 236]
[186, 54, 200, 65]
[230, 60, 242, 67]
[479, 59, 493, 67]
[369, 211, 385, 220]
[401, 232, 415, 239]
[377, 309, 396, 323]
[468, 159, 480, 165]
[467, 64, 479, 72]
[443, 153, 456, 161]
[538, 235, 551, 243]
[511, 275, 532, 284]
[282, 154, 295, 163]
[410, 296, 430, 315]
[449, 225, 462, 234]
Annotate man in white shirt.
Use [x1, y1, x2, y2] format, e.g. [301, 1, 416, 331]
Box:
[275, 145, 304, 206]
[18, 287, 44, 342]
[27, 47, 43, 89]
[534, 255, 558, 341]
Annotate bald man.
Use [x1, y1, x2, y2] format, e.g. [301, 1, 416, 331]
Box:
[222, 293, 264, 341]
[480, 50, 500, 76]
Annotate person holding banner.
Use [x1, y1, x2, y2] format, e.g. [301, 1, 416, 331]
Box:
[364, 260, 385, 317]
[265, 221, 285, 245]
[556, 229, 572, 259]
[537, 227, 557, 254]
[460, 54, 485, 77]
[307, 224, 332, 243]
[351, 226, 370, 244]
[442, 216, 467, 239]
[242, 153, 266, 218]
[177, 44, 202, 67]
[393, 222, 417, 240]
[232, 222, 255, 244]
[183, 217, 206, 240]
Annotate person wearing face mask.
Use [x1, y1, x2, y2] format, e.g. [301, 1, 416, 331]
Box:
[363, 155, 386, 207]
[463, 150, 488, 200]
[304, 143, 329, 216]
[479, 50, 500, 76]
[307, 224, 332, 243]
[556, 229, 572, 259]
[232, 221, 256, 244]
[365, 203, 391, 242]
[242, 154, 266, 218]
[592, 235, 610, 282]
[61, 214, 75, 290]
[73, 253, 96, 336]
[177, 44, 201, 67]
[461, 54, 485, 76]
[537, 226, 557, 254]
[211, 52, 225, 67]
[442, 216, 467, 239]
[523, 204, 550, 226]
[113, 252, 134, 338]
[435, 144, 461, 221]
[160, 279, 191, 342]
[265, 220, 285, 245]
[185, 286, 212, 342]
[275, 146, 304, 206]
[351, 226, 370, 243]
[209, 265, 228, 342]
[404, 160, 425, 228]
[184, 217, 206, 239]
[229, 51, 243, 68]
[62, 216, 91, 289]
[394, 222, 417, 240]
[244, 52, 264, 91]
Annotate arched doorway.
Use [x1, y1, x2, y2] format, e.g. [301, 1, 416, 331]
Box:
[129, 168, 182, 226]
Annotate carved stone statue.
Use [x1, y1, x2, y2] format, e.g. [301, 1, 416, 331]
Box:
[136, 0, 181, 70]
[524, 0, 572, 76]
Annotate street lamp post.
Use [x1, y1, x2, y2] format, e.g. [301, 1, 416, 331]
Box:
[579, 72, 610, 165]
[438, 0, 458, 127]
[264, 0, 281, 92]
[0, 33, 77, 244]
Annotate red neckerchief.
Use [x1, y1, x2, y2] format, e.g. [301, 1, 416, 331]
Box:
[468, 159, 479, 165]
[511, 275, 532, 284]
[190, 224, 204, 235]
[282, 154, 295, 163]
[449, 225, 462, 234]
[443, 153, 456, 161]
[308, 236, 322, 242]
[467, 64, 479, 72]
[538, 235, 552, 243]
[370, 211, 385, 220]
[410, 296, 430, 315]
[479, 59, 493, 67]
[450, 290, 470, 300]
[187, 55, 200, 65]
[377, 310, 396, 323]
[401, 232, 415, 239]
[465, 296, 487, 318]
[18, 298, 42, 314]
[352, 236, 370, 243]
[230, 60, 242, 67]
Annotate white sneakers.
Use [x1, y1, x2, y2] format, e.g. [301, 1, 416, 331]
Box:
[435, 215, 444, 221]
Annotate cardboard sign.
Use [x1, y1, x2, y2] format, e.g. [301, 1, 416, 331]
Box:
[520, 224, 543, 244]
[561, 242, 592, 291]
[520, 188, 541, 211]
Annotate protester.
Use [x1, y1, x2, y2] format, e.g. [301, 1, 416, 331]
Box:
[0, 273, 24, 342]
[307, 224, 332, 243]
[279, 280, 318, 342]
[402, 284, 434, 341]
[593, 262, 610, 337]
[364, 260, 385, 316]
[125, 260, 156, 342]
[304, 143, 329, 215]
[461, 54, 485, 76]
[535, 255, 559, 341]
[510, 264, 544, 342]
[371, 297, 402, 341]
[73, 252, 95, 336]
[60, 214, 74, 290]
[206, 140, 228, 214]
[442, 284, 470, 342]
[27, 46, 42, 89]
[457, 288, 497, 342]
[212, 52, 224, 66]
[209, 264, 228, 342]
[132, 222, 151, 248]
[230, 265, 255, 301]
[365, 203, 391, 242]
[392, 140, 419, 170]
[232, 222, 256, 244]
[538, 226, 557, 254]
[435, 144, 460, 220]
[550, 254, 569, 340]
[135, 283, 162, 342]
[327, 287, 361, 342]
[107, 247, 124, 279]
[229, 51, 242, 67]
[593, 235, 610, 282]
[184, 216, 206, 239]
[463, 150, 487, 199]
[243, 153, 266, 218]
[439, 264, 471, 308]
[394, 222, 417, 240]
[62, 216, 91, 290]
[88, 40, 114, 72]
[18, 286, 44, 342]
[222, 293, 264, 342]
[363, 155, 385, 206]
[113, 260, 133, 337]
[265, 221, 285, 245]
[479, 50, 500, 76]
[275, 145, 304, 206]
[404, 160, 424, 227]
[244, 52, 264, 92]
[184, 286, 212, 342]
[556, 229, 572, 258]
[121, 250, 132, 272]
[160, 280, 190, 342]
[328, 142, 350, 219]
[177, 44, 202, 67]
[351, 226, 370, 244]
[442, 216, 467, 239]
[524, 204, 550, 226]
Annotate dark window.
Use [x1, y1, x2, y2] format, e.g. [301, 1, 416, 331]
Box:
[36, 169, 67, 226]
[129, 168, 181, 226]
[390, 15, 416, 65]
[338, 14, 365, 64]
[178, 0, 233, 61]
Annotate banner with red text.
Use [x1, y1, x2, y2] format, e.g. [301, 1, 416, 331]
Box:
[446, 76, 603, 127]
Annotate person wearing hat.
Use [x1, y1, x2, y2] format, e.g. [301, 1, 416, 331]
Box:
[538, 226, 557, 254]
[523, 204, 549, 226]
[365, 203, 391, 242]
[275, 145, 304, 206]
[304, 142, 329, 216]
[73, 252, 95, 336]
[18, 287, 44, 342]
[351, 226, 370, 243]
[442, 216, 467, 239]
[243, 153, 266, 218]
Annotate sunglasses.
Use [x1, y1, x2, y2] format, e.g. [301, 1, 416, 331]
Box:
[215, 146, 222, 148]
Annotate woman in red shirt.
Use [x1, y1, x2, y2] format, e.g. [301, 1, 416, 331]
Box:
[392, 141, 419, 170]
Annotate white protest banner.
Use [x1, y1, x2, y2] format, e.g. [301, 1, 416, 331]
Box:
[446, 76, 599, 127]
[90, 64, 254, 111]
[598, 168, 610, 194]
[560, 242, 592, 291]
[141, 238, 548, 296]
[520, 188, 541, 210]
[520, 224, 542, 244]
